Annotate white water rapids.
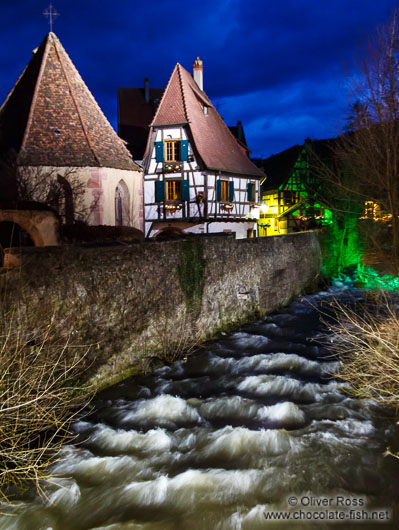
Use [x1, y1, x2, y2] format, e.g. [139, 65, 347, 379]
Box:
[1, 287, 399, 529]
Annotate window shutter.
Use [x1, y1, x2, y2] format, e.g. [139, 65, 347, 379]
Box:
[181, 179, 190, 201]
[247, 182, 254, 202]
[180, 140, 189, 161]
[216, 180, 222, 201]
[155, 141, 164, 163]
[155, 180, 165, 202]
[229, 181, 235, 202]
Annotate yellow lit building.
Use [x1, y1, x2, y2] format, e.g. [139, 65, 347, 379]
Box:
[256, 140, 333, 237]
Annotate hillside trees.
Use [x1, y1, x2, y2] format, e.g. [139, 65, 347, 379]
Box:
[336, 9, 399, 273]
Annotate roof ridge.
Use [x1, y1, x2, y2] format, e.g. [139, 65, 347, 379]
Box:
[52, 34, 101, 166]
[20, 34, 50, 152]
[55, 36, 140, 170]
[150, 64, 178, 127]
[1, 33, 138, 171]
[177, 63, 189, 123]
[179, 63, 212, 108]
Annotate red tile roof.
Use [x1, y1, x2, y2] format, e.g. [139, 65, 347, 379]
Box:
[151, 63, 264, 178]
[0, 33, 139, 171]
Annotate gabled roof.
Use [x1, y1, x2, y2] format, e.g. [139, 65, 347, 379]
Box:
[0, 33, 139, 171]
[150, 63, 264, 178]
[118, 86, 164, 159]
[255, 137, 340, 192]
[254, 144, 303, 191]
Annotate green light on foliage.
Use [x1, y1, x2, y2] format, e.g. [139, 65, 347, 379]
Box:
[355, 265, 399, 290]
[321, 212, 363, 279]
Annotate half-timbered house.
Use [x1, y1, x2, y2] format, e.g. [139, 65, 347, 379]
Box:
[254, 140, 333, 236]
[142, 58, 264, 239]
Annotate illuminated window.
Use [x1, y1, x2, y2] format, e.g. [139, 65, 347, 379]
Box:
[220, 180, 229, 202]
[166, 179, 182, 201]
[364, 200, 381, 219]
[165, 140, 181, 162]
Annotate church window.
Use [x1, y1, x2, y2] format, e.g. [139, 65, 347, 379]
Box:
[115, 180, 130, 226]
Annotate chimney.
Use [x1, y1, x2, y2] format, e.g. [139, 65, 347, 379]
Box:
[193, 57, 203, 91]
[144, 77, 150, 103]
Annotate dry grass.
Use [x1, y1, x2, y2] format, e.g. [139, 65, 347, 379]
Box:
[141, 308, 203, 365]
[322, 292, 399, 459]
[326, 293, 399, 407]
[0, 312, 92, 507]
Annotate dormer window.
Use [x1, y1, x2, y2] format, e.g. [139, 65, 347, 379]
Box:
[155, 140, 189, 163]
[165, 140, 181, 162]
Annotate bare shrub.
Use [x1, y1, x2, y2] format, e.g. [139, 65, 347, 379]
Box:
[0, 312, 92, 506]
[141, 308, 203, 365]
[336, 10, 399, 272]
[326, 293, 399, 407]
[16, 166, 87, 224]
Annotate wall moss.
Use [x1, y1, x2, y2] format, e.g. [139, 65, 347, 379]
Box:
[177, 239, 205, 311]
[2, 232, 321, 390]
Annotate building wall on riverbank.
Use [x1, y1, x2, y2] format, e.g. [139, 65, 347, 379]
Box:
[1, 232, 321, 389]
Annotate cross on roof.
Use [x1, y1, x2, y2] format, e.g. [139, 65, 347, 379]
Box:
[43, 3, 60, 32]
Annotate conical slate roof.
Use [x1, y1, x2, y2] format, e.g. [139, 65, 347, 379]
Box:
[151, 63, 264, 178]
[0, 33, 139, 171]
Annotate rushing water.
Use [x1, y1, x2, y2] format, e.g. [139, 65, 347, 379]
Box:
[2, 287, 399, 529]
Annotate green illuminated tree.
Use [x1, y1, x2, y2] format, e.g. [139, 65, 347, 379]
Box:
[337, 9, 399, 273]
[295, 139, 364, 279]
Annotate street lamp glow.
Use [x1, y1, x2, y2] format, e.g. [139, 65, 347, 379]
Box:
[260, 203, 269, 214]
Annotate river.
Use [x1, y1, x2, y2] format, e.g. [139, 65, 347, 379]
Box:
[1, 286, 399, 529]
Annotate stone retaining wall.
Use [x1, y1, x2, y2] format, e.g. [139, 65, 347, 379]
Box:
[1, 232, 321, 390]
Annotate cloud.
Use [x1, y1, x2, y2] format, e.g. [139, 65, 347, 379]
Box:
[0, 0, 398, 158]
[214, 75, 349, 156]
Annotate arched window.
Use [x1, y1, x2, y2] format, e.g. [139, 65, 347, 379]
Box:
[115, 180, 130, 226]
[56, 174, 74, 225]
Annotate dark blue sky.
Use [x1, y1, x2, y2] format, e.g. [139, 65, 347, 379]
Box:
[0, 0, 398, 158]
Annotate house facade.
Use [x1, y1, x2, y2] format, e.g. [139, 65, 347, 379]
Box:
[255, 141, 332, 236]
[0, 33, 143, 232]
[141, 58, 264, 239]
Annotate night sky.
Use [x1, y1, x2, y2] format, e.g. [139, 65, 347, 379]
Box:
[0, 0, 398, 158]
